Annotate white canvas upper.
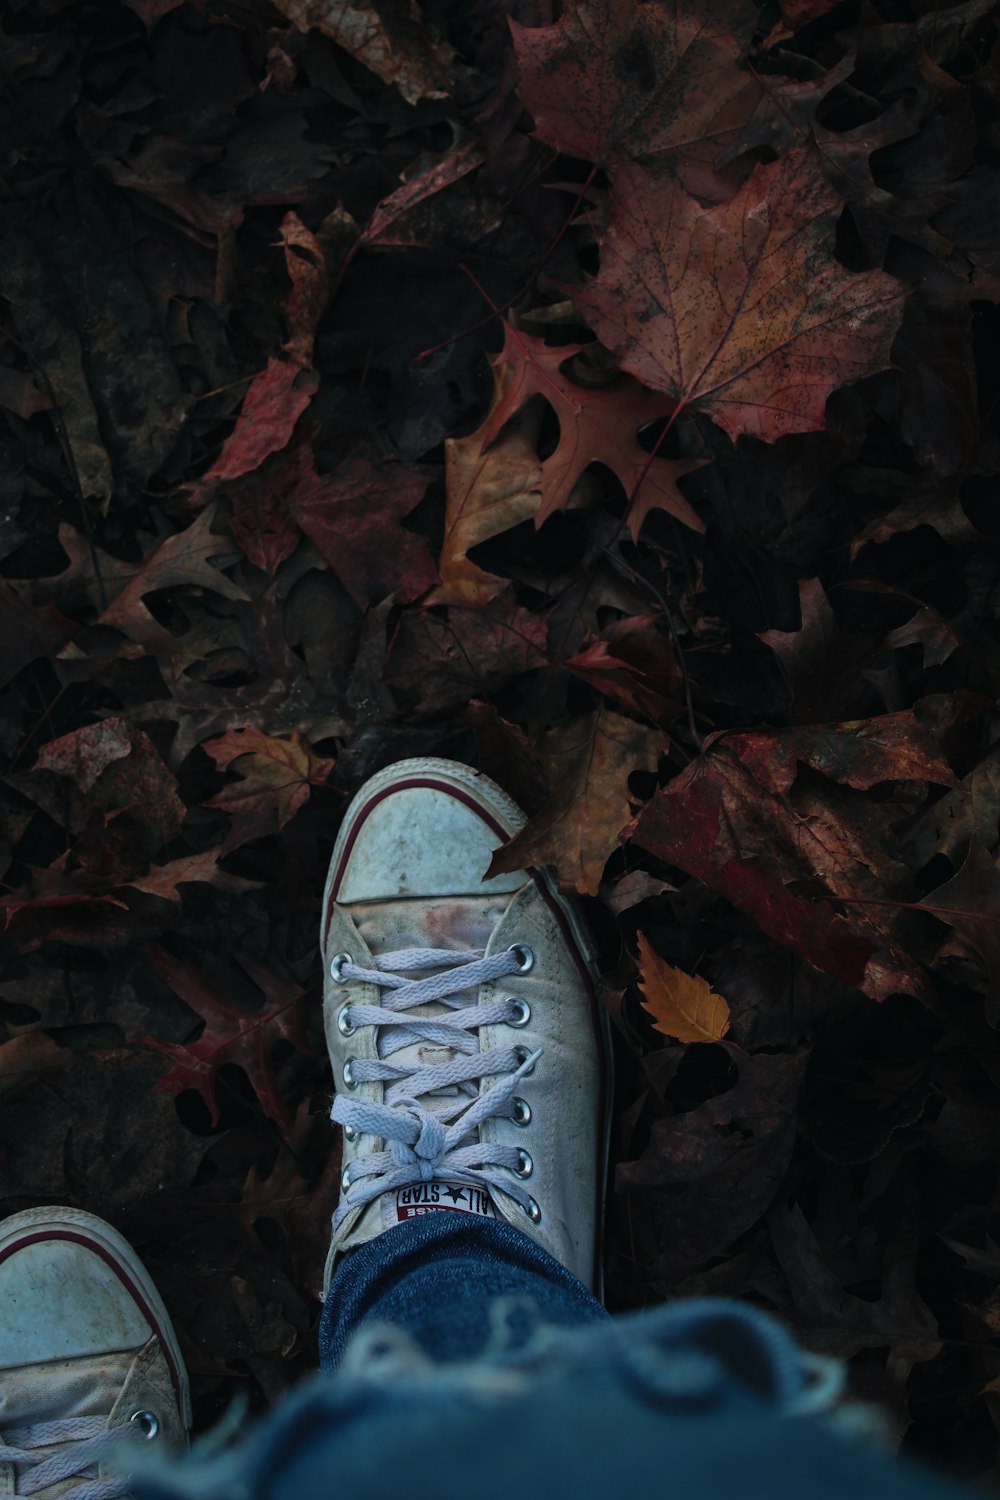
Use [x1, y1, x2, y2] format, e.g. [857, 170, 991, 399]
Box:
[321, 758, 614, 1299]
[0, 1208, 189, 1499]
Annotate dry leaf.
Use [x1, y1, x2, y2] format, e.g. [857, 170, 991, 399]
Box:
[637, 932, 731, 1042]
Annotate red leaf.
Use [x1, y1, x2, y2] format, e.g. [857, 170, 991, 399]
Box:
[571, 148, 906, 443]
[282, 449, 439, 608]
[201, 359, 317, 487]
[140, 949, 309, 1129]
[229, 473, 302, 575]
[566, 615, 685, 729]
[511, 0, 763, 167]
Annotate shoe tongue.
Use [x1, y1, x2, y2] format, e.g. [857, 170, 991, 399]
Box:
[345, 895, 512, 1236]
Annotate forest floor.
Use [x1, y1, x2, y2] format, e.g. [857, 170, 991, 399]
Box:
[2, 0, 1000, 1481]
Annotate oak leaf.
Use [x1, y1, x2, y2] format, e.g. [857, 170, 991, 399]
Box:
[511, 0, 762, 167]
[637, 933, 731, 1043]
[95, 505, 250, 657]
[571, 148, 907, 444]
[434, 324, 703, 605]
[488, 706, 662, 895]
[140, 949, 309, 1129]
[203, 727, 334, 854]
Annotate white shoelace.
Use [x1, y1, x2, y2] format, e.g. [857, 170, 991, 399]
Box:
[0, 1418, 136, 1500]
[330, 945, 541, 1234]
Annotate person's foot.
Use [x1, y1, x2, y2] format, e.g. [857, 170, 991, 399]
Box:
[0, 1207, 190, 1499]
[321, 758, 614, 1298]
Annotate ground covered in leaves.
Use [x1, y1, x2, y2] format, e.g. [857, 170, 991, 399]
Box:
[2, 0, 1000, 1478]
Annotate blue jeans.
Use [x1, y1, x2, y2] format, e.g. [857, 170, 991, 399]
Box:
[137, 1212, 973, 1500]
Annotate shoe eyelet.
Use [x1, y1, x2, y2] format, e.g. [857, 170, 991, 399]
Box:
[330, 952, 353, 983]
[341, 1166, 352, 1193]
[523, 1195, 541, 1224]
[337, 1003, 357, 1036]
[515, 1148, 533, 1178]
[343, 1057, 358, 1089]
[511, 1096, 531, 1127]
[343, 1123, 358, 1142]
[513, 1046, 536, 1077]
[510, 944, 534, 973]
[129, 1411, 159, 1440]
[507, 997, 531, 1028]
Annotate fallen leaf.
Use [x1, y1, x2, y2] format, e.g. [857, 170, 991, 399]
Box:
[198, 359, 317, 488]
[637, 932, 731, 1042]
[571, 148, 907, 443]
[139, 948, 309, 1129]
[566, 615, 685, 729]
[511, 0, 763, 167]
[95, 505, 250, 658]
[488, 706, 662, 895]
[125, 847, 259, 905]
[919, 843, 1000, 1025]
[203, 727, 334, 854]
[271, 0, 453, 105]
[433, 325, 703, 605]
[284, 451, 439, 608]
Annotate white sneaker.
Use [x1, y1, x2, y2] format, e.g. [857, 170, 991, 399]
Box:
[320, 758, 614, 1299]
[0, 1207, 190, 1500]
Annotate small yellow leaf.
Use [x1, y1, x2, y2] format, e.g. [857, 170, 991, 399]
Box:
[636, 933, 731, 1043]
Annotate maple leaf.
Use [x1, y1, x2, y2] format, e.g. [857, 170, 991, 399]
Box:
[511, 0, 763, 167]
[384, 594, 548, 718]
[637, 933, 731, 1043]
[197, 358, 318, 489]
[488, 706, 662, 896]
[571, 148, 907, 444]
[271, 0, 453, 105]
[139, 948, 309, 1129]
[202, 727, 334, 854]
[433, 324, 703, 605]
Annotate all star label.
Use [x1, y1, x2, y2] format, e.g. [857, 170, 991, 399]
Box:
[396, 1182, 496, 1221]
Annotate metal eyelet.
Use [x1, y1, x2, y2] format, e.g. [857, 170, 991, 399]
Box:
[128, 1411, 159, 1440]
[511, 1096, 531, 1127]
[507, 997, 531, 1028]
[343, 1057, 358, 1089]
[337, 1003, 357, 1036]
[341, 1166, 352, 1193]
[515, 1148, 533, 1178]
[343, 1123, 358, 1142]
[510, 943, 534, 973]
[513, 1046, 536, 1076]
[523, 1195, 541, 1224]
[330, 952, 353, 983]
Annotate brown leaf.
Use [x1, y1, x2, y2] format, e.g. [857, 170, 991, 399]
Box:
[433, 325, 703, 605]
[279, 212, 331, 369]
[125, 848, 259, 906]
[571, 148, 906, 444]
[566, 615, 685, 729]
[637, 933, 731, 1042]
[271, 0, 453, 105]
[919, 843, 1000, 1025]
[511, 0, 763, 166]
[0, 1032, 72, 1102]
[488, 706, 662, 895]
[203, 727, 334, 854]
[95, 505, 250, 658]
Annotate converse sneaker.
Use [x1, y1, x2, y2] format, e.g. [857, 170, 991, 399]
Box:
[320, 758, 614, 1299]
[0, 1207, 190, 1499]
